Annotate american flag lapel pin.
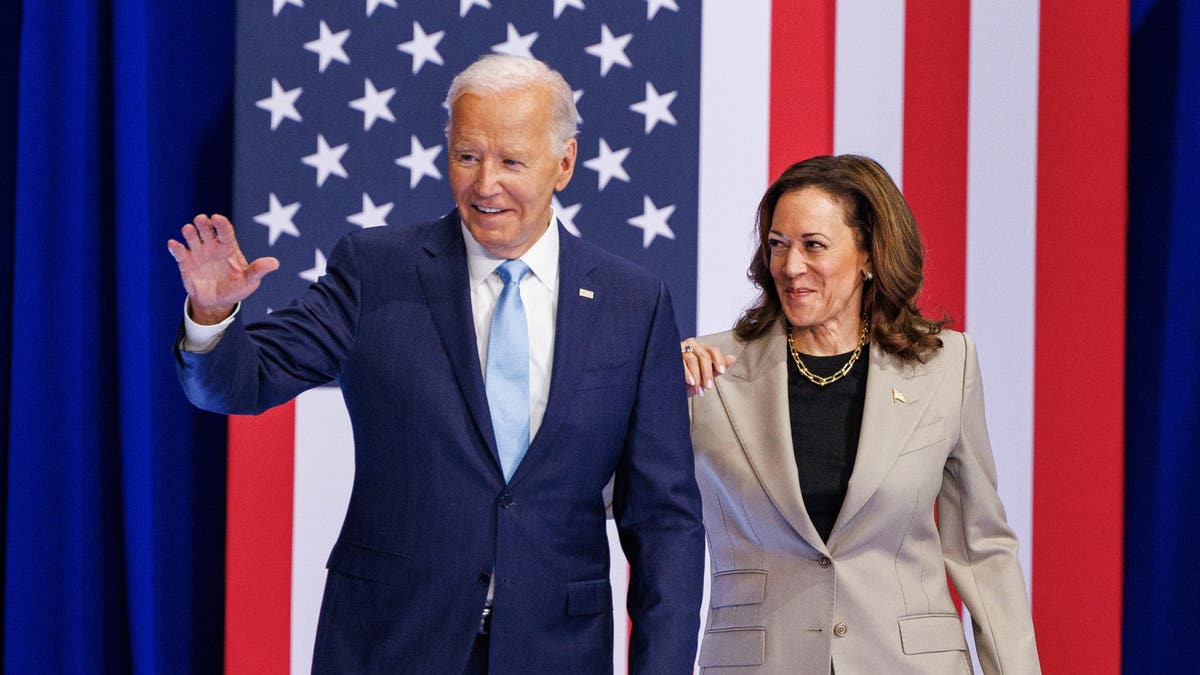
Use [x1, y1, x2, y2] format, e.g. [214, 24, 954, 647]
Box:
[578, 288, 594, 299]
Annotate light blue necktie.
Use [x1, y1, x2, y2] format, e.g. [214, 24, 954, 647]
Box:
[486, 259, 531, 483]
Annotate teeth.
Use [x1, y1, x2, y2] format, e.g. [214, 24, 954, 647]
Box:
[476, 206, 502, 214]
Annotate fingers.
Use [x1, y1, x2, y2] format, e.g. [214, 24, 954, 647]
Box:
[166, 239, 188, 263]
[247, 256, 281, 281]
[681, 338, 736, 398]
[192, 214, 213, 242]
[180, 223, 203, 252]
[211, 213, 236, 244]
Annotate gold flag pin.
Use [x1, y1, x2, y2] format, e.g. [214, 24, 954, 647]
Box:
[892, 387, 907, 404]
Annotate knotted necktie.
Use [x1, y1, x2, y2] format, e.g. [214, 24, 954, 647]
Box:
[486, 259, 531, 483]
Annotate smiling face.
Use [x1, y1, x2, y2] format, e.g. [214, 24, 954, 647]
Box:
[447, 86, 576, 259]
[768, 187, 870, 350]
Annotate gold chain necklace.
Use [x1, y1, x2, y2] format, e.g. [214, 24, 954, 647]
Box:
[786, 319, 870, 387]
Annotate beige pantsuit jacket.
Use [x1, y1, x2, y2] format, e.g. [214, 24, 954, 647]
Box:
[690, 327, 1040, 674]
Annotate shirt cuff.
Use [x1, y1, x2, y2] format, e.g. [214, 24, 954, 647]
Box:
[181, 297, 240, 353]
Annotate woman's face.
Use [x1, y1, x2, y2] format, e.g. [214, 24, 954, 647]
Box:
[768, 187, 869, 334]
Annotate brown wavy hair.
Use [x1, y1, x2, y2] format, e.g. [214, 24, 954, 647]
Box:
[733, 155, 947, 363]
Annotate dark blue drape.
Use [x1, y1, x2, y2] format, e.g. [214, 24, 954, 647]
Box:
[1125, 0, 1200, 671]
[4, 1, 232, 672]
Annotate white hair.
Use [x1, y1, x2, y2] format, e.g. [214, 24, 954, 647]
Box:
[444, 54, 580, 153]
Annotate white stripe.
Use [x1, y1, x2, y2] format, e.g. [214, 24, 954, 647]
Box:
[291, 388, 355, 675]
[834, 0, 906, 185]
[695, 0, 773, 336]
[963, 4, 1040, 672]
[965, 0, 1040, 590]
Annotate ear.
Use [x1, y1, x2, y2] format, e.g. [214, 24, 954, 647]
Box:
[555, 138, 577, 191]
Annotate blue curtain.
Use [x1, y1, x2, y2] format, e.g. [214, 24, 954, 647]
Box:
[3, 1, 232, 672]
[1125, 0, 1200, 671]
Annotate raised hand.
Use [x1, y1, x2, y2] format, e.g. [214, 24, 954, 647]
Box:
[167, 214, 280, 325]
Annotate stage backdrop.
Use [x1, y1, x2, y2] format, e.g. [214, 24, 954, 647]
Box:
[225, 1, 1125, 673]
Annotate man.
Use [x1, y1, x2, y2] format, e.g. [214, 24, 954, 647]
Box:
[169, 55, 704, 674]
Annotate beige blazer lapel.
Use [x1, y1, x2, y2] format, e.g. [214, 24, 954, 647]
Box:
[714, 329, 828, 552]
[830, 343, 945, 541]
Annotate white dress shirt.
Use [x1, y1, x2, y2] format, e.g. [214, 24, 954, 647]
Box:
[463, 214, 559, 441]
[182, 211, 561, 442]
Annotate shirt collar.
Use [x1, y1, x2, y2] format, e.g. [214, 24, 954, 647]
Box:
[462, 208, 560, 293]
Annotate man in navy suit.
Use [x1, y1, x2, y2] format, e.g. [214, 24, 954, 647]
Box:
[169, 55, 704, 673]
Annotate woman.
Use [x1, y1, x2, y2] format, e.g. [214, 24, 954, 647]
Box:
[682, 155, 1040, 674]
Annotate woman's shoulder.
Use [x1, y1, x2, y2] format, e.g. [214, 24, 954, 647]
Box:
[694, 328, 742, 354]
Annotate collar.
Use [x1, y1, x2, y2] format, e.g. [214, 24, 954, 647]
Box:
[462, 209, 560, 293]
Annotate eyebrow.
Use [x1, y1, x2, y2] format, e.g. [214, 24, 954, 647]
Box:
[769, 230, 827, 239]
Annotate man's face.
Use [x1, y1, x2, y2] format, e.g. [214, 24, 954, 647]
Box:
[447, 86, 576, 259]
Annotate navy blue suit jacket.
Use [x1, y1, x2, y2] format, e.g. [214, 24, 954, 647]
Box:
[177, 212, 705, 674]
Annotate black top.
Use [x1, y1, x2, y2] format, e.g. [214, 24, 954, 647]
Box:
[786, 345, 870, 542]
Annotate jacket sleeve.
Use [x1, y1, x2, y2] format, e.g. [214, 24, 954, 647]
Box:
[174, 233, 362, 415]
[937, 332, 1041, 674]
[612, 280, 706, 674]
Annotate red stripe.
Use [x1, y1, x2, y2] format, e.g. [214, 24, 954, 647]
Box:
[1033, 2, 1127, 673]
[769, 0, 836, 178]
[902, 0, 969, 328]
[225, 403, 296, 674]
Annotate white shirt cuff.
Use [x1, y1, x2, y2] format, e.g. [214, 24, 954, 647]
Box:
[181, 297, 240, 353]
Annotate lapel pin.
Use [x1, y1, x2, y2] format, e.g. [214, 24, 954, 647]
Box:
[578, 288, 594, 299]
[892, 387, 907, 404]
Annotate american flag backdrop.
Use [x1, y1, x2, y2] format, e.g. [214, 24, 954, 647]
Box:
[226, 1, 1126, 673]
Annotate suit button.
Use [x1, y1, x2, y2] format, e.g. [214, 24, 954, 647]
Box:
[478, 572, 491, 586]
[818, 555, 832, 568]
[499, 492, 514, 508]
[833, 622, 848, 637]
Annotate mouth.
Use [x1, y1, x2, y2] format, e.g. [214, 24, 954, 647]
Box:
[472, 205, 505, 215]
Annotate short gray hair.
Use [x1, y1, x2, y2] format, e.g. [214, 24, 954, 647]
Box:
[444, 54, 580, 153]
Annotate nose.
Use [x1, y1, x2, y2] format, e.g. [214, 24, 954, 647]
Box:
[474, 160, 501, 197]
[781, 246, 806, 277]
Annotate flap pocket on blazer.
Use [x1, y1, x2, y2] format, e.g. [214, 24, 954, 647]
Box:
[709, 569, 767, 608]
[566, 578, 613, 616]
[699, 627, 766, 667]
[898, 613, 969, 654]
[899, 419, 947, 456]
[325, 541, 411, 587]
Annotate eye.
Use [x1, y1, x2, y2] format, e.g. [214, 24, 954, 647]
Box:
[767, 237, 788, 255]
[503, 158, 524, 168]
[457, 153, 478, 164]
[804, 240, 826, 250]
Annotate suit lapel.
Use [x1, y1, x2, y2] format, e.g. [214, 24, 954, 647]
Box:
[716, 327, 828, 552]
[829, 343, 944, 541]
[415, 211, 501, 469]
[507, 224, 598, 486]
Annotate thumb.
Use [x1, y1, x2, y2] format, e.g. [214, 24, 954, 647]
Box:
[247, 256, 281, 281]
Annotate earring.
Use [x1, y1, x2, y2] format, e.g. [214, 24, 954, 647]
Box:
[863, 271, 874, 282]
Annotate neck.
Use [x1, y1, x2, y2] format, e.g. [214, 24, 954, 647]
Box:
[789, 318, 864, 356]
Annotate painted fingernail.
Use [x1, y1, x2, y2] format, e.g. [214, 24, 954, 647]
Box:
[686, 375, 695, 386]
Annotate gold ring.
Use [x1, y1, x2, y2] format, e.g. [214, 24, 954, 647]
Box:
[682, 344, 694, 354]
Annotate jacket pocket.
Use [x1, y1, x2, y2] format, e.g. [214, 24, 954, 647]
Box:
[325, 540, 411, 587]
[898, 613, 969, 654]
[709, 569, 767, 608]
[699, 627, 766, 667]
[566, 578, 613, 616]
[899, 419, 947, 456]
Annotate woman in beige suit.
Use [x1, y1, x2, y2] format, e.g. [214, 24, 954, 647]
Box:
[682, 155, 1040, 674]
